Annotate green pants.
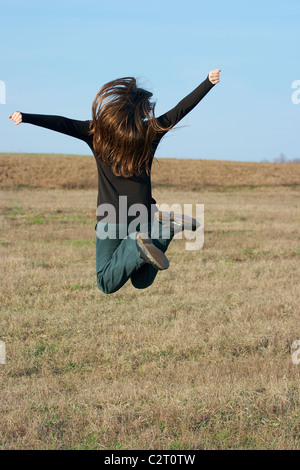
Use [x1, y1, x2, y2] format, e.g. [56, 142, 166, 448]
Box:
[95, 219, 174, 294]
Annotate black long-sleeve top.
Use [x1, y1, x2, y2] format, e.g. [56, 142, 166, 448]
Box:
[21, 75, 215, 224]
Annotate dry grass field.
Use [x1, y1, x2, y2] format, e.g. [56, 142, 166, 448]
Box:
[1, 153, 300, 450]
[1, 152, 300, 190]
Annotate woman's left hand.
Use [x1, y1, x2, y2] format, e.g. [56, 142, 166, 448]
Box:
[209, 69, 221, 85]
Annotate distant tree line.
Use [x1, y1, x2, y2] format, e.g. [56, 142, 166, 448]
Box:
[261, 153, 300, 163]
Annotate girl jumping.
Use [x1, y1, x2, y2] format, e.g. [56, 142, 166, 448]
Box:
[9, 69, 221, 294]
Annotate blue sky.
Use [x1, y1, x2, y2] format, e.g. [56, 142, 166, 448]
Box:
[0, 0, 299, 162]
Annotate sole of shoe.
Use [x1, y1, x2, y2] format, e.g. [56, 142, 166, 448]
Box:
[136, 233, 169, 270]
[154, 211, 200, 231]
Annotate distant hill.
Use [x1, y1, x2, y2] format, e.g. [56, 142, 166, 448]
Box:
[1, 153, 300, 190]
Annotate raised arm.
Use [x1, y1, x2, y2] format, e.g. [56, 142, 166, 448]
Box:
[9, 112, 91, 143]
[156, 69, 221, 129]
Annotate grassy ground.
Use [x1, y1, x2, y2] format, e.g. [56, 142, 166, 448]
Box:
[0, 181, 300, 450]
[1, 153, 300, 190]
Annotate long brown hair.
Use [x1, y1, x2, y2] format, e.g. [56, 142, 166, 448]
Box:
[89, 77, 171, 178]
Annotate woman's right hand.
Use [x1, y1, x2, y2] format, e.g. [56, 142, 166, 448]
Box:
[9, 111, 22, 125]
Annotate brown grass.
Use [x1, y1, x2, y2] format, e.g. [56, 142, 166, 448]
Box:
[0, 154, 300, 450]
[1, 152, 300, 190]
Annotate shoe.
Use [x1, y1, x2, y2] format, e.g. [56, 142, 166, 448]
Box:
[154, 211, 200, 232]
[136, 233, 169, 270]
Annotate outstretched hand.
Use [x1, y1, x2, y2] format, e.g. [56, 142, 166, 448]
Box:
[9, 112, 22, 125]
[209, 69, 221, 85]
